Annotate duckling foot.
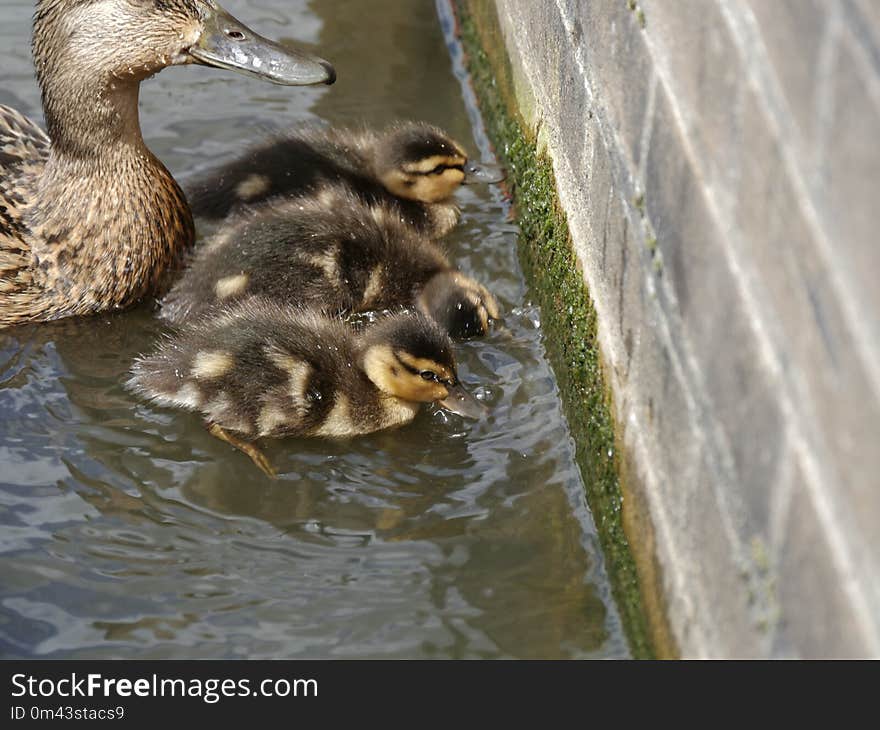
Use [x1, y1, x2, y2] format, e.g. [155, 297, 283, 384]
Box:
[207, 423, 277, 478]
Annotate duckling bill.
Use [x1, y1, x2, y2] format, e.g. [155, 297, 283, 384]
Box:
[160, 185, 501, 339]
[186, 121, 504, 237]
[129, 300, 483, 476]
[0, 0, 335, 329]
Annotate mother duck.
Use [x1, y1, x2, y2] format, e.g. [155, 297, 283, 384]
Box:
[0, 0, 335, 328]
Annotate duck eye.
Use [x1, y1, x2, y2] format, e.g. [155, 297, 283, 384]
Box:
[430, 165, 446, 175]
[420, 371, 436, 381]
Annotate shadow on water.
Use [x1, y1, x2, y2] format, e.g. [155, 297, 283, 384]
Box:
[0, 0, 628, 658]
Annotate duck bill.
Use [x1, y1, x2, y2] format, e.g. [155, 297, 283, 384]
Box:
[438, 383, 486, 419]
[463, 160, 506, 184]
[189, 2, 336, 86]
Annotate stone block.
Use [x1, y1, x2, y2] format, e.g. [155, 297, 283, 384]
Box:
[822, 37, 880, 356]
[645, 0, 746, 211]
[848, 0, 880, 51]
[732, 86, 880, 582]
[563, 0, 654, 169]
[745, 0, 830, 153]
[775, 470, 873, 658]
[700, 300, 787, 542]
[679, 455, 764, 658]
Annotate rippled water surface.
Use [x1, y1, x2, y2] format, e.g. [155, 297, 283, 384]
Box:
[0, 0, 628, 658]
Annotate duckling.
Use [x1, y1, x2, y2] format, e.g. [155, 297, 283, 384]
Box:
[128, 299, 483, 475]
[160, 185, 500, 339]
[0, 0, 335, 329]
[186, 121, 505, 237]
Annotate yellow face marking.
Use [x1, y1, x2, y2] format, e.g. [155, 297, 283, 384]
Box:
[235, 174, 271, 202]
[378, 169, 411, 199]
[362, 345, 396, 384]
[313, 394, 354, 437]
[395, 378, 449, 403]
[409, 170, 467, 203]
[397, 352, 454, 383]
[215, 273, 249, 300]
[380, 153, 468, 202]
[402, 154, 466, 175]
[191, 351, 234, 379]
[361, 265, 385, 307]
[363, 346, 448, 403]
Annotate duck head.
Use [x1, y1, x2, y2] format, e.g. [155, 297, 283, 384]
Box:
[32, 0, 335, 91]
[361, 312, 485, 418]
[417, 271, 501, 340]
[375, 122, 505, 203]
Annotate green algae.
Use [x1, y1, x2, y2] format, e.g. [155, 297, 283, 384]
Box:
[628, 1, 647, 29]
[453, 0, 656, 658]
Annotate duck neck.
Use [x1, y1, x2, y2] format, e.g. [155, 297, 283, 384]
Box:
[30, 74, 194, 316]
[41, 66, 148, 158]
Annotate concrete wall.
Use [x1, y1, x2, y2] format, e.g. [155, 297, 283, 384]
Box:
[484, 0, 880, 657]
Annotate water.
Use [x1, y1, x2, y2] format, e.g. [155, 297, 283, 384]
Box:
[0, 0, 628, 659]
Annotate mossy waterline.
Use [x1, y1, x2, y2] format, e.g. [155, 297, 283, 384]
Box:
[451, 0, 662, 658]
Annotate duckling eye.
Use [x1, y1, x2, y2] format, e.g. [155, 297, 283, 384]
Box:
[420, 371, 436, 381]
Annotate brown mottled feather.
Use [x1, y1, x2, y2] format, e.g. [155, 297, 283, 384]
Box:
[0, 0, 206, 328]
[0, 106, 49, 297]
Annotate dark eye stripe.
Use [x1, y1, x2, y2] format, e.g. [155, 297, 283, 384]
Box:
[417, 164, 465, 177]
[396, 358, 449, 384]
[397, 358, 422, 376]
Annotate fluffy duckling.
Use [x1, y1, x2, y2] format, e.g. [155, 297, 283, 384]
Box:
[129, 299, 482, 475]
[160, 185, 500, 339]
[0, 0, 334, 328]
[186, 121, 504, 237]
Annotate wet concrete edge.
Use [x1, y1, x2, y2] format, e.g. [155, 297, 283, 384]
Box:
[451, 0, 675, 659]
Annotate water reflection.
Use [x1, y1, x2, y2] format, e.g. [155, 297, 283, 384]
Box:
[0, 0, 627, 658]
